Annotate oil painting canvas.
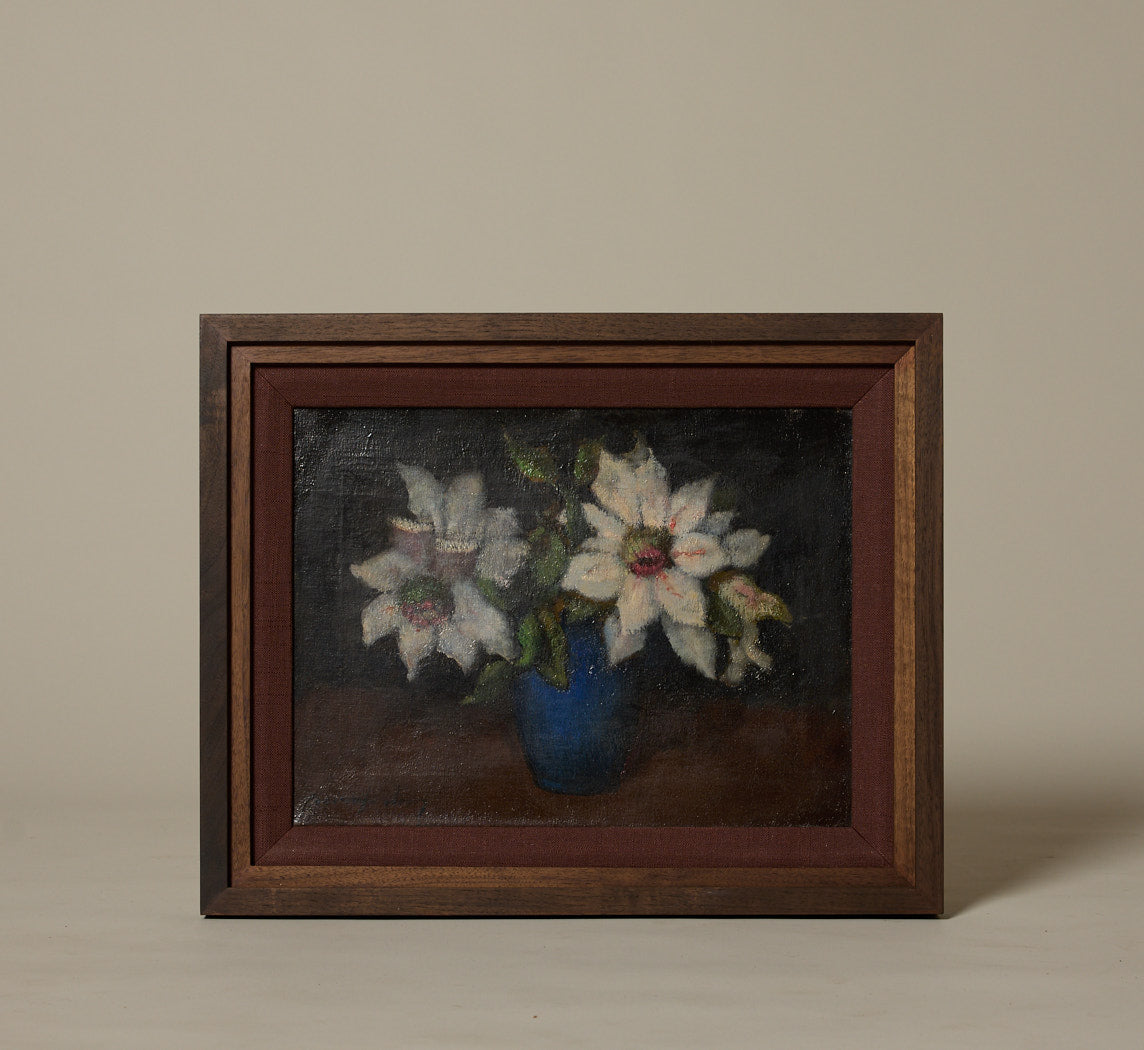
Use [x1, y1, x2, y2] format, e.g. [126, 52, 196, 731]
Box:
[292, 407, 852, 828]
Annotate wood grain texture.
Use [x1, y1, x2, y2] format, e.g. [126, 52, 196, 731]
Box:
[228, 350, 251, 881]
[204, 313, 935, 345]
[913, 318, 944, 914]
[893, 348, 918, 884]
[201, 313, 943, 917]
[233, 343, 908, 365]
[849, 374, 896, 861]
[199, 319, 229, 910]
[231, 864, 910, 890]
[204, 883, 930, 917]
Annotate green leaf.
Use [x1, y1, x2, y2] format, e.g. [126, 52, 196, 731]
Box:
[462, 659, 517, 705]
[505, 432, 558, 484]
[516, 613, 542, 669]
[573, 439, 604, 486]
[707, 591, 745, 638]
[536, 607, 569, 690]
[756, 592, 793, 625]
[529, 526, 570, 591]
[474, 576, 507, 611]
[562, 495, 588, 549]
[561, 592, 602, 623]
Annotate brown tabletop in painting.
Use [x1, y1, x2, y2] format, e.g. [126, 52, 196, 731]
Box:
[294, 684, 850, 829]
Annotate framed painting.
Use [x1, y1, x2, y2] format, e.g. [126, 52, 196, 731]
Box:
[200, 313, 942, 916]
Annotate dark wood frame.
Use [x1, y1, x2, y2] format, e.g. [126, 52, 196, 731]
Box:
[201, 313, 942, 916]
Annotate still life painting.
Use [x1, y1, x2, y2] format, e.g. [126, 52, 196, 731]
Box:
[292, 407, 852, 828]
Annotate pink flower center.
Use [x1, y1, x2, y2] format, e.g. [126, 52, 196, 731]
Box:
[628, 544, 668, 578]
[400, 598, 449, 628]
[622, 526, 673, 578]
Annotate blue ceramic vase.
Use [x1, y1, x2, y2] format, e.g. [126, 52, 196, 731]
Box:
[513, 625, 639, 795]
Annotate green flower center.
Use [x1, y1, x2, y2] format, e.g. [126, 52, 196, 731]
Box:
[397, 575, 453, 628]
[622, 526, 672, 578]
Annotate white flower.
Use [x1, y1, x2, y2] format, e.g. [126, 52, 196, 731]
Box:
[393, 464, 528, 586]
[349, 466, 525, 679]
[559, 448, 770, 679]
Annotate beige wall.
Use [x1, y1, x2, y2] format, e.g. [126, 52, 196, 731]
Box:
[5, 0, 1140, 808]
[2, 3, 1141, 1046]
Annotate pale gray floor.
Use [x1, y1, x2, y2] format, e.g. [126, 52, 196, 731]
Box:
[3, 786, 1141, 1049]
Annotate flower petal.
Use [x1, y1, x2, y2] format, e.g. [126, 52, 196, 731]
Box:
[561, 551, 626, 601]
[483, 506, 521, 542]
[721, 638, 749, 686]
[396, 464, 444, 531]
[582, 532, 623, 555]
[361, 594, 401, 645]
[654, 568, 707, 626]
[668, 477, 715, 535]
[702, 509, 735, 536]
[661, 615, 717, 679]
[476, 536, 528, 587]
[604, 612, 646, 665]
[437, 620, 479, 673]
[443, 472, 486, 542]
[622, 437, 650, 468]
[583, 502, 624, 542]
[591, 450, 641, 526]
[389, 518, 435, 567]
[616, 575, 660, 636]
[717, 573, 764, 617]
[397, 621, 437, 679]
[744, 634, 773, 672]
[475, 506, 526, 585]
[433, 539, 480, 581]
[350, 550, 416, 593]
[669, 532, 728, 578]
[452, 581, 518, 661]
[724, 528, 771, 568]
[634, 452, 670, 528]
[722, 621, 772, 684]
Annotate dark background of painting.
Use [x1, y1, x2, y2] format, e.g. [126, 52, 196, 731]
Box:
[293, 407, 852, 827]
[295, 407, 851, 710]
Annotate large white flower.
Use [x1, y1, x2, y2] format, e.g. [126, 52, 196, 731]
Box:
[349, 466, 525, 679]
[560, 449, 771, 678]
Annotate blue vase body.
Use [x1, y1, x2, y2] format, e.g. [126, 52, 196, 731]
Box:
[514, 626, 638, 795]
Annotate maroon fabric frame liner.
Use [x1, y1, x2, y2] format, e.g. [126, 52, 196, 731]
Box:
[250, 365, 895, 868]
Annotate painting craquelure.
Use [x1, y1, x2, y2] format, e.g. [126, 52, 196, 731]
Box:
[293, 408, 852, 828]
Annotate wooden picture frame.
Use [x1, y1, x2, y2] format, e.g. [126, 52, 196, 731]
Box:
[200, 313, 942, 916]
